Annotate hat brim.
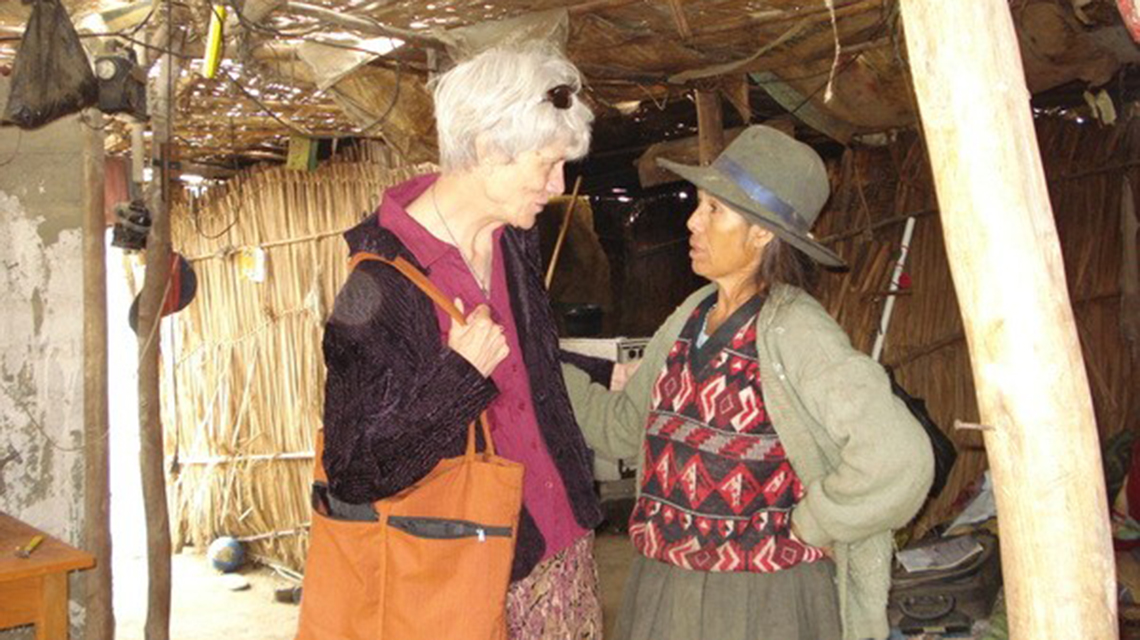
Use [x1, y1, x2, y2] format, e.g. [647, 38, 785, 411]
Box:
[658, 158, 847, 269]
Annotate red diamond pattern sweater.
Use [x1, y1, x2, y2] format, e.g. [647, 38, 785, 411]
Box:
[629, 294, 825, 573]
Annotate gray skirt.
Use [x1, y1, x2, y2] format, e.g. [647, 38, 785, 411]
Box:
[614, 555, 841, 640]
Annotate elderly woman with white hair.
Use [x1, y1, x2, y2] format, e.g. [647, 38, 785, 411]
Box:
[304, 45, 605, 638]
[564, 126, 934, 640]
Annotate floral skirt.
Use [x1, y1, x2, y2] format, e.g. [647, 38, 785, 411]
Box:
[506, 532, 602, 640]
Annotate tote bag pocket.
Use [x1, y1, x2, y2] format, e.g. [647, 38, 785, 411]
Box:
[382, 515, 515, 639]
[297, 511, 385, 639]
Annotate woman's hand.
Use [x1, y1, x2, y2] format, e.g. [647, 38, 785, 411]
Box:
[610, 360, 642, 391]
[448, 299, 509, 377]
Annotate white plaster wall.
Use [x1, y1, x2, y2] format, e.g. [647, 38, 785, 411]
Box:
[0, 77, 91, 638]
[0, 191, 85, 532]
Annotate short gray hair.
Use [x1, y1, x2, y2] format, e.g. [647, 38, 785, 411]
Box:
[432, 44, 593, 172]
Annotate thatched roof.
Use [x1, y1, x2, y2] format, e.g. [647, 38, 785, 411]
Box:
[2, 0, 1139, 167]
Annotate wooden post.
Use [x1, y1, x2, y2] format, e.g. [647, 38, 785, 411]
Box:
[81, 109, 113, 640]
[138, 146, 173, 640]
[722, 74, 752, 125]
[899, 1, 1117, 638]
[695, 88, 724, 165]
[138, 6, 175, 637]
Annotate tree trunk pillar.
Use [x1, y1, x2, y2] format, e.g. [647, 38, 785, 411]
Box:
[900, 1, 1117, 638]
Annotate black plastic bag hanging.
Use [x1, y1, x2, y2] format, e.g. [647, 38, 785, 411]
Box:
[887, 369, 958, 502]
[3, 0, 98, 130]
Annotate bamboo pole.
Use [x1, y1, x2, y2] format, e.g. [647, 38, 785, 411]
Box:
[82, 108, 113, 640]
[1121, 178, 1139, 371]
[544, 175, 583, 289]
[177, 451, 315, 465]
[870, 216, 916, 362]
[899, 1, 1117, 638]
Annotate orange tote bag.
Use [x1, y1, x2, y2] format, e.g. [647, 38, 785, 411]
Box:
[296, 253, 525, 640]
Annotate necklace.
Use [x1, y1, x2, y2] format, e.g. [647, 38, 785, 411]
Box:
[430, 184, 490, 296]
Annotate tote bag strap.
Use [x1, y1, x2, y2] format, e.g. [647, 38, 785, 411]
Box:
[349, 251, 495, 458]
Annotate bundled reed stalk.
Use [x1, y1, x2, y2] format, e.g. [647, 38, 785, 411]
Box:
[162, 142, 434, 570]
[814, 118, 1135, 536]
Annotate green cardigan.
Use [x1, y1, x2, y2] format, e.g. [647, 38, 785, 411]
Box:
[564, 283, 934, 640]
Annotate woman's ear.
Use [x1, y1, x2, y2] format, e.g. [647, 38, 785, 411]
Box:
[473, 133, 507, 167]
[748, 224, 774, 253]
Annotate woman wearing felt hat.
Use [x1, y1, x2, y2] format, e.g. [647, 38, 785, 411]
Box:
[564, 125, 934, 640]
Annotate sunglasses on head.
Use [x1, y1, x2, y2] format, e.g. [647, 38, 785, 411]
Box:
[544, 84, 575, 110]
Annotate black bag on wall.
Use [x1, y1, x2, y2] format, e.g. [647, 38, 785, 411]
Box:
[3, 0, 98, 129]
[888, 371, 957, 501]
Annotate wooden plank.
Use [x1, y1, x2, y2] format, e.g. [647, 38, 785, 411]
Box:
[899, 1, 1117, 638]
[0, 575, 40, 629]
[637, 127, 745, 188]
[695, 89, 724, 166]
[721, 74, 751, 124]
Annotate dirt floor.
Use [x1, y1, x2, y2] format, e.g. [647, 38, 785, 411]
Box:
[115, 550, 300, 640]
[112, 532, 634, 640]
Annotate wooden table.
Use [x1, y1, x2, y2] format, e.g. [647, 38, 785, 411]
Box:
[0, 513, 95, 640]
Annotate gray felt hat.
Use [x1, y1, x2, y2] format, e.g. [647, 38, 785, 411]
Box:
[657, 125, 846, 268]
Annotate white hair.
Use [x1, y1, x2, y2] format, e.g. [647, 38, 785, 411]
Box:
[432, 44, 593, 172]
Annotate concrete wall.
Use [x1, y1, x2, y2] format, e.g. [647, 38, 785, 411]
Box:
[0, 77, 91, 636]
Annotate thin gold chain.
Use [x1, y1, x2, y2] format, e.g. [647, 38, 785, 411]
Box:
[430, 183, 490, 295]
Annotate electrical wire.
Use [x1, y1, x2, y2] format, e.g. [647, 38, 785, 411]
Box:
[0, 131, 20, 168]
[191, 118, 243, 240]
[2, 0, 414, 162]
[0, 3, 157, 43]
[221, 69, 315, 136]
[226, 0, 420, 67]
[221, 59, 403, 138]
[330, 60, 404, 134]
[187, 0, 406, 140]
[80, 110, 112, 131]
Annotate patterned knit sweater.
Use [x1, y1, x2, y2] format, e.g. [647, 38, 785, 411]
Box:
[630, 294, 825, 572]
[563, 284, 934, 640]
